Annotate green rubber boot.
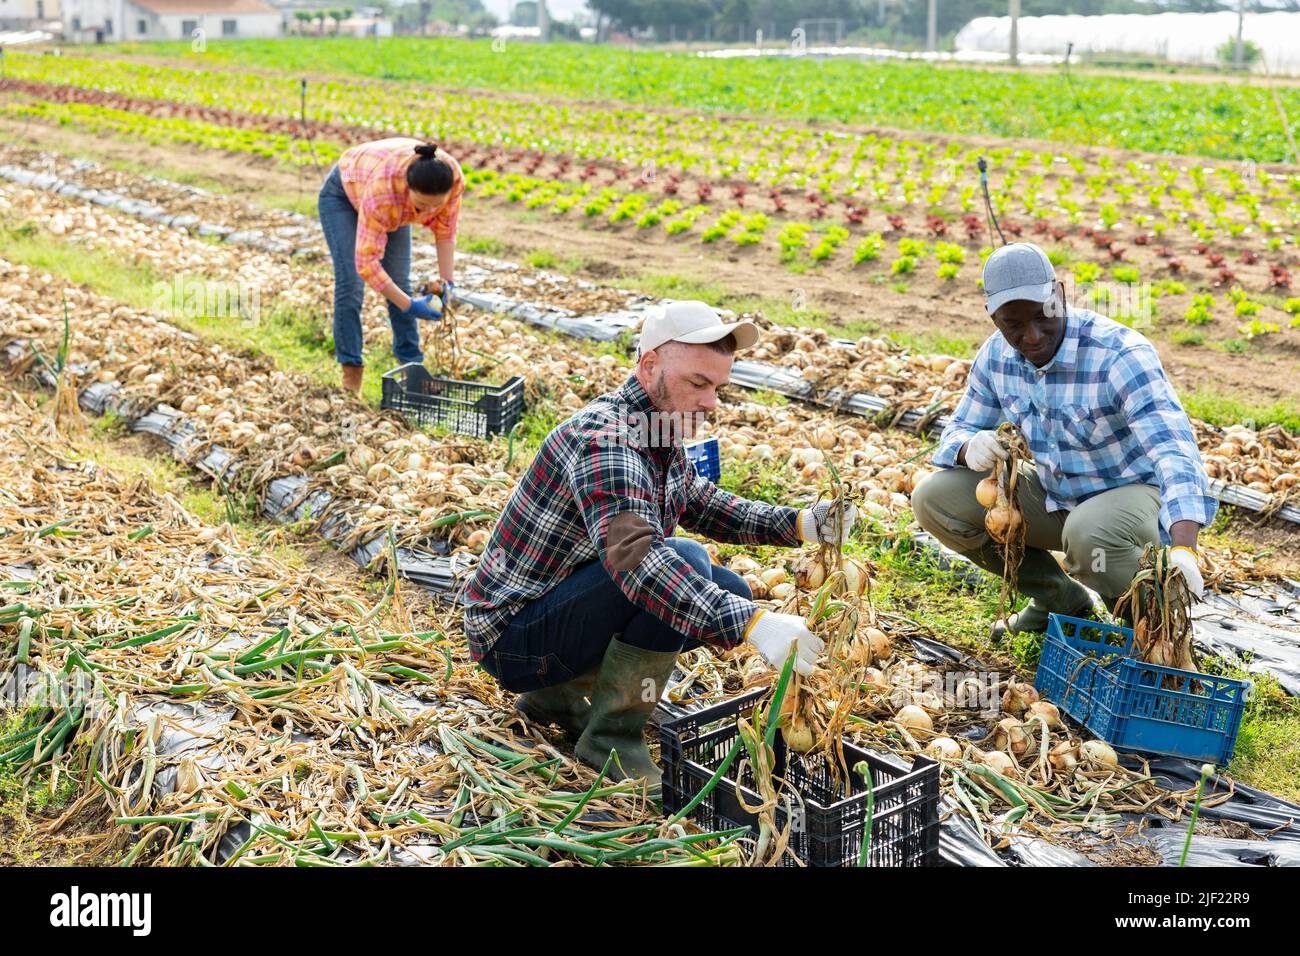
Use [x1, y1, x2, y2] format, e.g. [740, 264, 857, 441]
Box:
[967, 545, 1094, 644]
[574, 636, 678, 801]
[514, 667, 599, 739]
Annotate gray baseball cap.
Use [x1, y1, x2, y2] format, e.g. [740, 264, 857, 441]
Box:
[982, 242, 1057, 315]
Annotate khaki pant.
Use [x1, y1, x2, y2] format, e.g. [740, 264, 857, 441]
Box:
[911, 465, 1161, 610]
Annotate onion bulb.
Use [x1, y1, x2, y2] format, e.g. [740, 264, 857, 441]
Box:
[975, 477, 999, 508]
[926, 737, 962, 760]
[743, 573, 767, 600]
[862, 668, 889, 694]
[985, 505, 1022, 543]
[1002, 681, 1039, 716]
[864, 626, 892, 661]
[793, 555, 826, 590]
[981, 750, 1017, 777]
[1049, 740, 1080, 774]
[465, 529, 490, 553]
[781, 690, 816, 753]
[895, 705, 933, 736]
[290, 443, 317, 468]
[783, 718, 816, 753]
[1027, 700, 1062, 731]
[841, 558, 870, 597]
[995, 717, 1031, 756]
[1079, 739, 1118, 770]
[760, 567, 788, 590]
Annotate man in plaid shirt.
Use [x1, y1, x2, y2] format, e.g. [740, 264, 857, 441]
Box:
[913, 242, 1214, 641]
[462, 301, 854, 795]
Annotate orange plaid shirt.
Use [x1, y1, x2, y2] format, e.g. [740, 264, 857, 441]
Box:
[337, 137, 465, 293]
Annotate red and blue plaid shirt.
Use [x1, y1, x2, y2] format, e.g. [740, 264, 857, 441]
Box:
[461, 375, 802, 660]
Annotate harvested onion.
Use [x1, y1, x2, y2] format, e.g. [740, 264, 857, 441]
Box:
[840, 558, 870, 597]
[863, 626, 892, 661]
[792, 555, 826, 590]
[1001, 681, 1039, 716]
[895, 705, 933, 736]
[1049, 740, 1080, 774]
[1080, 739, 1118, 770]
[981, 750, 1017, 777]
[995, 717, 1031, 756]
[1027, 700, 1062, 731]
[975, 477, 998, 508]
[926, 737, 962, 761]
[985, 505, 1022, 543]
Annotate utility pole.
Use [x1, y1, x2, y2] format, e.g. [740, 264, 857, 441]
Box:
[1009, 0, 1019, 66]
[1234, 0, 1246, 70]
[927, 0, 936, 52]
[538, 0, 549, 42]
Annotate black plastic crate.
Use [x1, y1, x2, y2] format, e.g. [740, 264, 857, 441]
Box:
[660, 688, 940, 867]
[381, 363, 525, 439]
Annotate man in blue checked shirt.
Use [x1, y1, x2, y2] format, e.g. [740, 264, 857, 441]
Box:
[912, 243, 1215, 642]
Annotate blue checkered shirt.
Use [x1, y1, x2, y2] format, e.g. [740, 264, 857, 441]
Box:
[933, 307, 1217, 541]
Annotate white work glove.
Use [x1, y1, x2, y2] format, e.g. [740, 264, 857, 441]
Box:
[745, 610, 824, 677]
[800, 501, 858, 545]
[1168, 546, 1205, 600]
[962, 430, 1008, 473]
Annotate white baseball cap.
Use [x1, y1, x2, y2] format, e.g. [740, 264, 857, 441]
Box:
[636, 300, 760, 359]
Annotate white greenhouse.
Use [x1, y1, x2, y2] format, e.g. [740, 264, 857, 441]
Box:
[955, 11, 1300, 74]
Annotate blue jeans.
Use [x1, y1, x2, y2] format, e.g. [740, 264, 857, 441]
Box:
[317, 165, 422, 368]
[482, 537, 753, 693]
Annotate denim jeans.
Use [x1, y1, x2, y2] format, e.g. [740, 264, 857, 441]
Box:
[317, 165, 422, 368]
[481, 537, 753, 693]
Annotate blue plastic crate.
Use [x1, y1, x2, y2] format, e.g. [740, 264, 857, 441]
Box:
[685, 438, 721, 482]
[1033, 614, 1249, 766]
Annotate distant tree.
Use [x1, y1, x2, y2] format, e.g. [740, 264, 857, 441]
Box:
[513, 0, 539, 26]
[1217, 35, 1262, 67]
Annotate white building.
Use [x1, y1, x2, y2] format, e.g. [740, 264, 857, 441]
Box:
[0, 0, 60, 28]
[62, 0, 281, 42]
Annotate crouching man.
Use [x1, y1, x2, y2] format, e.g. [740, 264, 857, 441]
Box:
[911, 242, 1216, 641]
[461, 301, 853, 798]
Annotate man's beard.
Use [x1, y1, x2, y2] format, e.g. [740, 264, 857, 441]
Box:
[649, 369, 671, 411]
[647, 370, 703, 446]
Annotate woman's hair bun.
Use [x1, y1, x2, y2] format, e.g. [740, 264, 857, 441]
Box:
[414, 142, 440, 158]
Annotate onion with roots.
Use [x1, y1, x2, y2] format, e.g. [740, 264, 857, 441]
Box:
[984, 505, 1023, 543]
[1080, 739, 1119, 770]
[975, 477, 999, 508]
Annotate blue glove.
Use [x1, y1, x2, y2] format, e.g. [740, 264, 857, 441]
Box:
[439, 280, 455, 310]
[405, 294, 442, 322]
